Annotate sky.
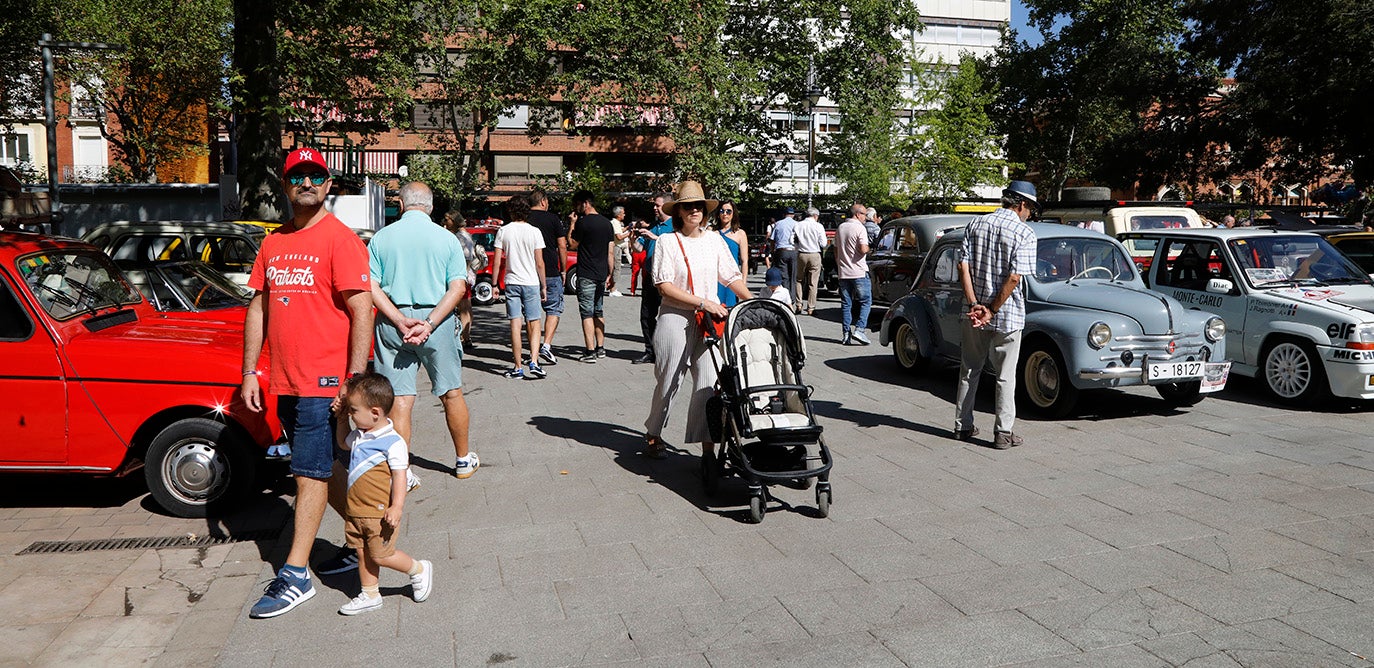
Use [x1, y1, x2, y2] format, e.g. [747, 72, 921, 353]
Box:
[1009, 0, 1044, 47]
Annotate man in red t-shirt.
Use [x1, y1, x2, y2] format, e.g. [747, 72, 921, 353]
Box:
[241, 147, 375, 619]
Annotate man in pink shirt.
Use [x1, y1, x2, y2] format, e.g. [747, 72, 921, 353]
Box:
[834, 202, 872, 345]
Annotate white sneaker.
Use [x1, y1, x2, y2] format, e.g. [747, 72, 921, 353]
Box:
[338, 592, 383, 616]
[455, 453, 480, 479]
[406, 468, 421, 492]
[609, 290, 623, 297]
[411, 559, 433, 602]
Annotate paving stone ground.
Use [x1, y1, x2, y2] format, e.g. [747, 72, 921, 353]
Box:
[4, 268, 1374, 667]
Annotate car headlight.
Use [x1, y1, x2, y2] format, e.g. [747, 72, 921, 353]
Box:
[1205, 316, 1225, 343]
[1088, 322, 1111, 349]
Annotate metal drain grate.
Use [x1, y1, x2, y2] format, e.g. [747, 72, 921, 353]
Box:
[16, 528, 281, 555]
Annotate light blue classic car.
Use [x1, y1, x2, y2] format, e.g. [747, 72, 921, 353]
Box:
[880, 223, 1230, 417]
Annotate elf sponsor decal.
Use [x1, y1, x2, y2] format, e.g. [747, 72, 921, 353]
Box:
[1171, 290, 1225, 308]
[1328, 323, 1357, 340]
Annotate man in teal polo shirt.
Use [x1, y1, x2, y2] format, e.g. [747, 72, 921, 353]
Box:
[366, 181, 479, 480]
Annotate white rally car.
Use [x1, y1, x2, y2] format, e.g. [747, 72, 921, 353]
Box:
[1122, 227, 1374, 404]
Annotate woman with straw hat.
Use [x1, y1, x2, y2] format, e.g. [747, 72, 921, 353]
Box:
[643, 181, 752, 459]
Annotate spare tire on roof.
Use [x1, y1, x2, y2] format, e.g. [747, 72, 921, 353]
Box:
[1060, 187, 1112, 202]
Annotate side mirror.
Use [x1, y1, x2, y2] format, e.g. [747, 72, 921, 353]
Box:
[1206, 278, 1233, 294]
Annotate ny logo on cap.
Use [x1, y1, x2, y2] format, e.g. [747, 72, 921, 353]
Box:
[298, 149, 314, 160]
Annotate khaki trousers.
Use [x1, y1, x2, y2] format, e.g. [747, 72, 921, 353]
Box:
[795, 252, 822, 311]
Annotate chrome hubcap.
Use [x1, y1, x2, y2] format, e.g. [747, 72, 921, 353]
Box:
[162, 439, 226, 503]
[1266, 342, 1311, 399]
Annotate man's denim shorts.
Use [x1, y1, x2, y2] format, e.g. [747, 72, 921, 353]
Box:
[576, 277, 605, 318]
[542, 275, 565, 316]
[278, 395, 335, 479]
[505, 283, 544, 321]
[374, 306, 464, 396]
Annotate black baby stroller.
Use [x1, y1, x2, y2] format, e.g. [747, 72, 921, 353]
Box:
[703, 298, 833, 523]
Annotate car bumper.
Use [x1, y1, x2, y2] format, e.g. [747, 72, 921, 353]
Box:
[1078, 362, 1229, 392]
[1321, 355, 1374, 399]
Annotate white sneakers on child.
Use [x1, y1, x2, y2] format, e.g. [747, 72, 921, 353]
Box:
[411, 559, 433, 602]
[338, 592, 383, 616]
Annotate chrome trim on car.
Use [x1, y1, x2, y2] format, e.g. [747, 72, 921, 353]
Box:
[1079, 366, 1147, 380]
[1100, 331, 1207, 362]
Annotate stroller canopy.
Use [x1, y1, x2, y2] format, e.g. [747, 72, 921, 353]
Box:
[723, 298, 807, 368]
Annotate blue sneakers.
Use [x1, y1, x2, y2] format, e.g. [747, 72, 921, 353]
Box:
[249, 567, 316, 618]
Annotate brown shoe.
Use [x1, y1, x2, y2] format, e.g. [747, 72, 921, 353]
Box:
[953, 426, 980, 442]
[993, 431, 1023, 449]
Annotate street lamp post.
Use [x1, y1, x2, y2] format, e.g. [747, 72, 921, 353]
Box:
[804, 63, 822, 211]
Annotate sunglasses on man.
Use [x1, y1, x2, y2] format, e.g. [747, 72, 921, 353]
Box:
[286, 173, 330, 186]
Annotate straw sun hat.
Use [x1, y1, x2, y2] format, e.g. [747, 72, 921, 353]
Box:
[662, 180, 719, 217]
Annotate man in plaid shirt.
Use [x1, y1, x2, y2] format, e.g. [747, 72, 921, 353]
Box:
[956, 180, 1039, 449]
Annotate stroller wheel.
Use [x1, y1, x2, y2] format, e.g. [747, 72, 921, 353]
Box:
[815, 485, 831, 518]
[701, 449, 720, 497]
[747, 494, 765, 524]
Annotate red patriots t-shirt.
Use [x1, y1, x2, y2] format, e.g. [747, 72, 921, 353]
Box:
[249, 214, 371, 397]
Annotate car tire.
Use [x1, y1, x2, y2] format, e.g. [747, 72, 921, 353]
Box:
[144, 417, 253, 518]
[564, 266, 577, 294]
[1017, 342, 1079, 418]
[1261, 338, 1328, 405]
[472, 277, 496, 306]
[891, 320, 929, 374]
[1156, 380, 1205, 406]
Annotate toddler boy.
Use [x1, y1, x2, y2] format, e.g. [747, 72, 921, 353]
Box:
[331, 373, 433, 615]
[763, 267, 792, 305]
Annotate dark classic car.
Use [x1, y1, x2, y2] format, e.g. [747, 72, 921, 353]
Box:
[867, 214, 974, 303]
[881, 223, 1229, 417]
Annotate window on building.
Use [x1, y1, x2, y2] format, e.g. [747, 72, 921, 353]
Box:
[816, 112, 841, 133]
[493, 155, 564, 180]
[412, 103, 473, 130]
[496, 105, 530, 130]
[0, 133, 31, 167]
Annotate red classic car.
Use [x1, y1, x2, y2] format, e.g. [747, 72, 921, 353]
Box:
[0, 232, 280, 517]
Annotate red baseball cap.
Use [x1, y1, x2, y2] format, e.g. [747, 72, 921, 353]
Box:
[283, 147, 330, 176]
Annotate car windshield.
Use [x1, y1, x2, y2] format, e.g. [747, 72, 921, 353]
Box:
[164, 262, 251, 310]
[16, 250, 142, 320]
[1034, 238, 1135, 283]
[1229, 235, 1371, 287]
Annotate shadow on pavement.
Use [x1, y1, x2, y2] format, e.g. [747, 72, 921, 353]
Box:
[527, 415, 777, 524]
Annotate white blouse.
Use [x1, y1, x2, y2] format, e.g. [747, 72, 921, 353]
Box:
[652, 231, 743, 304]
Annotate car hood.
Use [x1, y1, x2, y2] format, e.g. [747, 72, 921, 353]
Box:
[1266, 284, 1374, 319]
[61, 312, 248, 384]
[1036, 281, 1184, 333]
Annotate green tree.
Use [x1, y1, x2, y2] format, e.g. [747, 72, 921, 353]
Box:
[231, 0, 432, 220]
[901, 56, 1010, 207]
[56, 0, 230, 183]
[817, 0, 922, 206]
[0, 0, 56, 132]
[1185, 0, 1374, 189]
[989, 0, 1219, 198]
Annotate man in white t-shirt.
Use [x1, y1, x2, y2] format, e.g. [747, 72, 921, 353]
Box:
[792, 206, 828, 315]
[491, 195, 548, 380]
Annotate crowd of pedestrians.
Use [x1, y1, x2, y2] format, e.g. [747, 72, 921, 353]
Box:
[238, 146, 1041, 621]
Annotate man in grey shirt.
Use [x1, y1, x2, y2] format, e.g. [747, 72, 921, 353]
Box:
[768, 207, 798, 299]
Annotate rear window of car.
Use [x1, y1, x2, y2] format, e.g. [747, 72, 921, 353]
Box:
[110, 235, 188, 262]
[1130, 215, 1191, 230]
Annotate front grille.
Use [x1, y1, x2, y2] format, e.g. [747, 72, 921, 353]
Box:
[16, 528, 280, 555]
[1101, 332, 1207, 362]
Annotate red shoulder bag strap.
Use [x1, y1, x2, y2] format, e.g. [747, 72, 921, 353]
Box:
[674, 232, 696, 298]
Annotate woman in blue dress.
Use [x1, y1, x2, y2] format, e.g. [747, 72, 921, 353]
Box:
[717, 200, 747, 306]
